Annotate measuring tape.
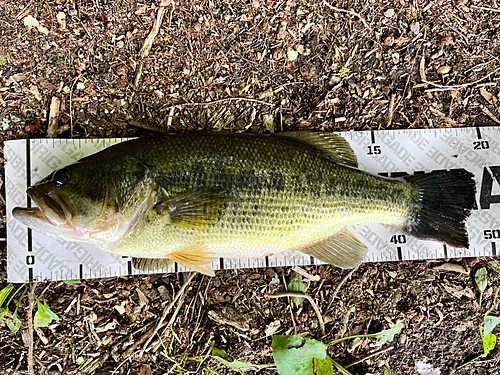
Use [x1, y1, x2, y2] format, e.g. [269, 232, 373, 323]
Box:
[5, 127, 500, 282]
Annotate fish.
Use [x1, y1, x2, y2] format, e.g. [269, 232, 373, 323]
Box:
[12, 132, 476, 276]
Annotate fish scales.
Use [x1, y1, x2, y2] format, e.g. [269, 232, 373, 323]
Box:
[105, 133, 412, 259]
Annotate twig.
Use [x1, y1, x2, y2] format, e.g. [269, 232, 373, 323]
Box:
[326, 265, 360, 312]
[481, 105, 500, 124]
[27, 284, 36, 375]
[264, 292, 325, 335]
[386, 92, 396, 128]
[422, 65, 500, 90]
[344, 346, 395, 368]
[162, 97, 274, 112]
[46, 97, 61, 138]
[130, 0, 171, 102]
[470, 5, 500, 12]
[452, 355, 499, 373]
[140, 272, 197, 355]
[322, 1, 372, 32]
[126, 120, 169, 133]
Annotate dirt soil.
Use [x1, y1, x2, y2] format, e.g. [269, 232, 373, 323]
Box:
[1, 0, 500, 374]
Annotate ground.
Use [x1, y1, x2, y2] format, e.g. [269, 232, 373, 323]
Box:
[1, 0, 500, 374]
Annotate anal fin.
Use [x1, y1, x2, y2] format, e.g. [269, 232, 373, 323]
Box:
[299, 229, 367, 269]
[132, 258, 172, 271]
[167, 246, 216, 276]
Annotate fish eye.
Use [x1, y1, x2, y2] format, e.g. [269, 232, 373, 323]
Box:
[53, 168, 71, 187]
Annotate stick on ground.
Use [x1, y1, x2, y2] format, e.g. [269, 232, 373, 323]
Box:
[265, 291, 325, 335]
[140, 272, 198, 356]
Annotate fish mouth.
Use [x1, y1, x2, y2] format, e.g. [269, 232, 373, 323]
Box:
[21, 186, 73, 227]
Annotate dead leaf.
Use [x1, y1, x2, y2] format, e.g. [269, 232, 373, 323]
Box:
[6, 73, 28, 85]
[480, 87, 493, 104]
[37, 25, 49, 35]
[137, 288, 149, 305]
[56, 12, 66, 29]
[29, 85, 42, 101]
[95, 319, 118, 333]
[140, 364, 153, 375]
[114, 304, 126, 315]
[23, 15, 39, 29]
[135, 4, 148, 15]
[265, 320, 281, 336]
[437, 66, 451, 74]
[287, 47, 298, 62]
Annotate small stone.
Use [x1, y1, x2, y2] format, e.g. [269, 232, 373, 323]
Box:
[329, 75, 341, 85]
[384, 8, 395, 18]
[120, 99, 129, 109]
[410, 21, 420, 34]
[76, 82, 85, 90]
[117, 40, 124, 48]
[157, 285, 169, 300]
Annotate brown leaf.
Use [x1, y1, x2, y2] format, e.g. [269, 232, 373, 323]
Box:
[6, 73, 28, 85]
[287, 47, 298, 62]
[480, 87, 493, 104]
[137, 288, 149, 306]
[437, 66, 451, 74]
[140, 364, 153, 375]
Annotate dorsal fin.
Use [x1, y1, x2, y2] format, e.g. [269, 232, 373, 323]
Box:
[277, 132, 358, 168]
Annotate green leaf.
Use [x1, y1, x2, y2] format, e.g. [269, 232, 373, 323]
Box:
[489, 261, 500, 274]
[476, 268, 488, 306]
[6, 313, 21, 333]
[483, 316, 500, 339]
[0, 284, 14, 307]
[341, 306, 355, 337]
[0, 54, 7, 67]
[483, 332, 497, 357]
[476, 268, 488, 293]
[288, 272, 308, 306]
[34, 311, 52, 328]
[272, 335, 327, 375]
[371, 320, 404, 344]
[64, 280, 81, 285]
[0, 308, 9, 321]
[35, 295, 60, 323]
[211, 347, 271, 373]
[314, 356, 334, 375]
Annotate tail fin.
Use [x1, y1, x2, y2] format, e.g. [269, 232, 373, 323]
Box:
[403, 169, 476, 248]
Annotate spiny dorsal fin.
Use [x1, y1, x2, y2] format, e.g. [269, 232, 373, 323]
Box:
[132, 258, 172, 271]
[278, 132, 358, 168]
[299, 229, 367, 269]
[167, 247, 216, 276]
[155, 187, 227, 229]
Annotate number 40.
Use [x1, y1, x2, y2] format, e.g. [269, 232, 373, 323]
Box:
[390, 234, 406, 244]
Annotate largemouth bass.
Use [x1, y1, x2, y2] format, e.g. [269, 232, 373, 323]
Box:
[13, 132, 476, 275]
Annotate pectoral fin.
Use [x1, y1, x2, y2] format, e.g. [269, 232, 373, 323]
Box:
[155, 187, 227, 229]
[132, 258, 172, 271]
[166, 246, 216, 276]
[299, 229, 367, 269]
